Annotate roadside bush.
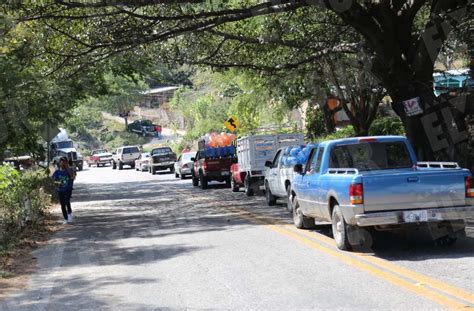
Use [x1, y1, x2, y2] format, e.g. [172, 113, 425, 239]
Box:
[368, 117, 406, 136]
[0, 166, 52, 249]
[316, 126, 356, 142]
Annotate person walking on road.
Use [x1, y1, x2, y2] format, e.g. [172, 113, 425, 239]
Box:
[52, 157, 75, 224]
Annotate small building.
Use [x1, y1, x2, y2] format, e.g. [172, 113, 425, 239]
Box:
[141, 86, 179, 108]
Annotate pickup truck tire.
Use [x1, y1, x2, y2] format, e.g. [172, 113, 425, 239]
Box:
[231, 177, 240, 192]
[199, 172, 208, 189]
[112, 161, 116, 169]
[192, 174, 199, 187]
[244, 175, 254, 196]
[286, 186, 292, 212]
[225, 178, 231, 188]
[118, 162, 123, 170]
[434, 235, 457, 246]
[180, 173, 186, 180]
[151, 167, 156, 175]
[265, 182, 276, 206]
[293, 197, 315, 229]
[331, 205, 373, 251]
[175, 172, 179, 178]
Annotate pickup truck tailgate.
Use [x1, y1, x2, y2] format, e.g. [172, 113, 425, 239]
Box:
[362, 170, 467, 212]
[205, 158, 233, 171]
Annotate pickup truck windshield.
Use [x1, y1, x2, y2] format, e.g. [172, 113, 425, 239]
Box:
[182, 153, 196, 162]
[141, 120, 153, 126]
[123, 147, 139, 154]
[55, 141, 74, 149]
[152, 147, 172, 155]
[329, 141, 412, 171]
[93, 150, 107, 154]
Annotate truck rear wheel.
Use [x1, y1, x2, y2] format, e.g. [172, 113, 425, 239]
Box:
[231, 177, 239, 192]
[331, 205, 373, 251]
[192, 174, 199, 187]
[199, 172, 208, 189]
[112, 161, 116, 169]
[265, 182, 277, 206]
[293, 196, 315, 229]
[244, 175, 254, 196]
[286, 186, 292, 212]
[118, 162, 123, 170]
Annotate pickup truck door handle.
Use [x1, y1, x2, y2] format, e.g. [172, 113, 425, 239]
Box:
[407, 177, 419, 183]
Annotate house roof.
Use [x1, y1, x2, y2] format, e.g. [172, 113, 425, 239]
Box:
[144, 86, 179, 95]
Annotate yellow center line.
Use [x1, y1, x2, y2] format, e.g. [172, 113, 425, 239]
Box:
[233, 211, 471, 310]
[172, 187, 473, 309]
[283, 224, 474, 305]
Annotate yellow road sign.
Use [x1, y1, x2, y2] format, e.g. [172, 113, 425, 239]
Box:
[224, 116, 240, 132]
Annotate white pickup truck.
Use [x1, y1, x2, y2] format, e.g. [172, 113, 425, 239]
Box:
[264, 145, 303, 212]
[111, 145, 141, 170]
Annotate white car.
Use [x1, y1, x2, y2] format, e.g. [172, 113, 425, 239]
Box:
[112, 146, 141, 170]
[135, 152, 151, 171]
[174, 152, 196, 179]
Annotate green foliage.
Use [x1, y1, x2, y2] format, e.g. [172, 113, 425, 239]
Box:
[100, 72, 148, 116]
[65, 98, 103, 137]
[316, 126, 356, 142]
[0, 166, 51, 249]
[305, 105, 327, 141]
[170, 70, 291, 139]
[369, 117, 406, 136]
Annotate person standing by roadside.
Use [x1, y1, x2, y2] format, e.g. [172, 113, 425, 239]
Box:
[52, 157, 75, 224]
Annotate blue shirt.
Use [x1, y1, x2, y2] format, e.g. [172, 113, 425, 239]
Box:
[52, 169, 72, 192]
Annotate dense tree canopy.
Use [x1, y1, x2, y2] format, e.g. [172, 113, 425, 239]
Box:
[4, 1, 473, 170]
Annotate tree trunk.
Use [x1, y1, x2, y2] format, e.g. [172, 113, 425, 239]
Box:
[389, 79, 471, 171]
[124, 117, 129, 130]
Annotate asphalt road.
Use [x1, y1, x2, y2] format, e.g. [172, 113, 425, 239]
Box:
[1, 165, 473, 310]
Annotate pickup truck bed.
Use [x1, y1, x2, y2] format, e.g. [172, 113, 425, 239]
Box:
[291, 136, 474, 251]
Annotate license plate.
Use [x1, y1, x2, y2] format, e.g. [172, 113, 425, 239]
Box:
[403, 210, 428, 223]
[221, 171, 230, 176]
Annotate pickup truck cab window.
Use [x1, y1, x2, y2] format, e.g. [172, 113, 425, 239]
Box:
[329, 141, 412, 170]
[313, 147, 324, 173]
[272, 150, 282, 167]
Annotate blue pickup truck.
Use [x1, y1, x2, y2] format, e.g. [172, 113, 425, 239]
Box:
[291, 136, 474, 251]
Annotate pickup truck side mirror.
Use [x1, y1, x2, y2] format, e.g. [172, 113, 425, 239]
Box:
[190, 157, 195, 162]
[265, 161, 273, 168]
[294, 164, 304, 174]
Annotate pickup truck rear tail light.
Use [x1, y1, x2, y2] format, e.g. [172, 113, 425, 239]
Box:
[350, 183, 364, 204]
[202, 161, 208, 170]
[466, 176, 474, 198]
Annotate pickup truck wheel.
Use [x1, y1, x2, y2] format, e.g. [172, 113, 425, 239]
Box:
[192, 174, 199, 187]
[265, 182, 277, 206]
[434, 235, 457, 246]
[170, 167, 175, 174]
[175, 172, 179, 178]
[118, 162, 123, 170]
[293, 197, 315, 229]
[286, 186, 292, 212]
[112, 161, 116, 169]
[180, 173, 186, 180]
[151, 167, 156, 175]
[77, 164, 83, 171]
[332, 205, 352, 251]
[244, 175, 254, 196]
[231, 177, 239, 192]
[225, 178, 231, 188]
[199, 172, 208, 189]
